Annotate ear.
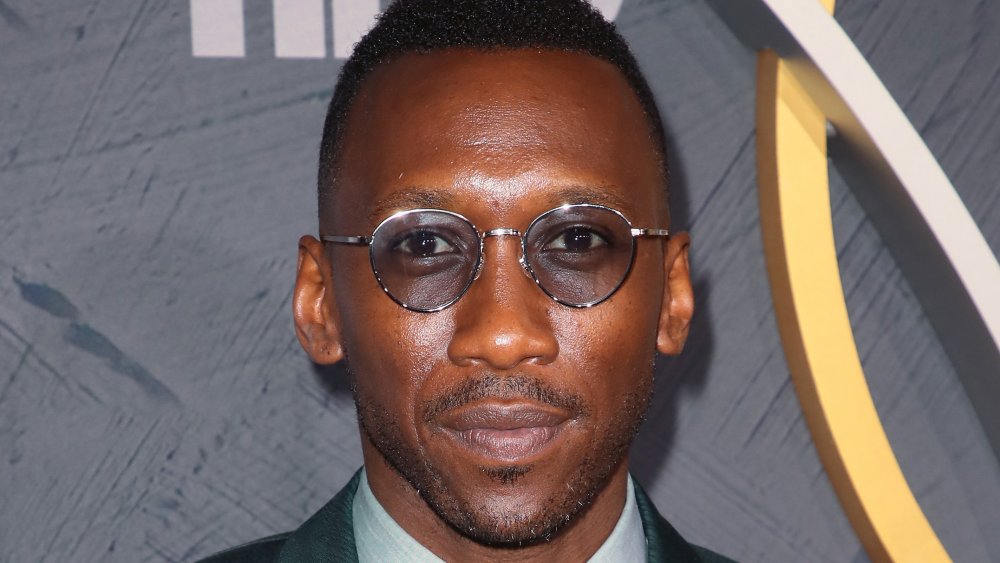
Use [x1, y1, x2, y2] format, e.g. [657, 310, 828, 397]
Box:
[293, 235, 345, 365]
[656, 232, 694, 356]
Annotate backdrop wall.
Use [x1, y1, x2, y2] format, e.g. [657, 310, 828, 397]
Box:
[2, 0, 998, 561]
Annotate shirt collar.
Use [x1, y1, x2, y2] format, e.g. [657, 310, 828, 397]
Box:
[352, 468, 442, 562]
[352, 468, 646, 562]
[588, 474, 647, 562]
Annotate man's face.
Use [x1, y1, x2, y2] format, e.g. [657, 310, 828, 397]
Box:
[296, 49, 692, 547]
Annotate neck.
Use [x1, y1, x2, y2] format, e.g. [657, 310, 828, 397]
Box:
[361, 439, 631, 562]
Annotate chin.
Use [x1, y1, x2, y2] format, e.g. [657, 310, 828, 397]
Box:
[416, 446, 622, 547]
[430, 470, 580, 546]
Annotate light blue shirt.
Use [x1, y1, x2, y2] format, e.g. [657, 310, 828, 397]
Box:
[353, 468, 646, 562]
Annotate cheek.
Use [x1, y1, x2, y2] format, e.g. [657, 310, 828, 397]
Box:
[553, 265, 661, 358]
[399, 312, 456, 359]
[548, 270, 661, 400]
[551, 304, 657, 392]
[336, 278, 456, 406]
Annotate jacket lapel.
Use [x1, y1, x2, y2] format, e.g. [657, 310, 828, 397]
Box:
[277, 470, 362, 563]
[633, 480, 703, 562]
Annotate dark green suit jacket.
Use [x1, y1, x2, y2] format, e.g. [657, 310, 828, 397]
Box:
[201, 471, 735, 562]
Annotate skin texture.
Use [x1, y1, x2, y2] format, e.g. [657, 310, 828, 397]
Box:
[294, 49, 694, 562]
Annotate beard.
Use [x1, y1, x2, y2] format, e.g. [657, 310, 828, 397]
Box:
[351, 370, 652, 547]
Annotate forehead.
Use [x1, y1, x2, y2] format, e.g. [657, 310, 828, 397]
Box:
[330, 49, 665, 228]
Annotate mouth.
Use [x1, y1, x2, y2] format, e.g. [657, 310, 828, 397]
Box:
[436, 403, 572, 462]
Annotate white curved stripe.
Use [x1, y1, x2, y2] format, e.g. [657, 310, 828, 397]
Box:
[762, 0, 1000, 354]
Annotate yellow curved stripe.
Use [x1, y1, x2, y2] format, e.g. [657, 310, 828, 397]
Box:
[755, 47, 950, 562]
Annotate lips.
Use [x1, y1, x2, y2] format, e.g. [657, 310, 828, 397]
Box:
[436, 403, 571, 462]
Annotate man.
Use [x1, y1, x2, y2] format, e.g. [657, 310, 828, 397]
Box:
[204, 0, 732, 561]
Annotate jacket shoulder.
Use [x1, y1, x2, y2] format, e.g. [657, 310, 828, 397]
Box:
[197, 532, 290, 563]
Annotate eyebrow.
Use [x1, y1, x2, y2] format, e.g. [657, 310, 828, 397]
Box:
[368, 189, 457, 224]
[366, 184, 637, 224]
[547, 186, 635, 213]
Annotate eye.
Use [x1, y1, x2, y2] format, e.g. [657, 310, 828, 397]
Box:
[543, 226, 609, 252]
[394, 229, 458, 258]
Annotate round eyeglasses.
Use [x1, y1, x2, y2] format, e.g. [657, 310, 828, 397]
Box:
[321, 204, 669, 312]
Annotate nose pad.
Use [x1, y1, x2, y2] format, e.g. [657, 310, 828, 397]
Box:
[517, 252, 532, 279]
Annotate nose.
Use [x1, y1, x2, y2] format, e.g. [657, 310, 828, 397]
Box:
[447, 235, 559, 369]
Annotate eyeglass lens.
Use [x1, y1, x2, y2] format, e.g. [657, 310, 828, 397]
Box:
[369, 206, 636, 311]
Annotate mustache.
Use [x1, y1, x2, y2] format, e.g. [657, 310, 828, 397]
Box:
[422, 374, 588, 422]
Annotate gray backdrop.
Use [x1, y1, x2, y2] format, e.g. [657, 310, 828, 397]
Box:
[2, 0, 999, 561]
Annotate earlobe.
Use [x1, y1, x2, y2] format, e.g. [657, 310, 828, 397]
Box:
[656, 233, 694, 356]
[293, 235, 345, 365]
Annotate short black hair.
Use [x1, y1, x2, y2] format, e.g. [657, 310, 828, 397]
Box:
[318, 0, 668, 219]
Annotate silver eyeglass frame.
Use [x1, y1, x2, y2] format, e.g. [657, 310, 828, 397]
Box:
[321, 203, 670, 312]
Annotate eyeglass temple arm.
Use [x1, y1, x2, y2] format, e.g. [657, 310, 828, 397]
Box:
[631, 228, 670, 237]
[321, 235, 373, 245]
